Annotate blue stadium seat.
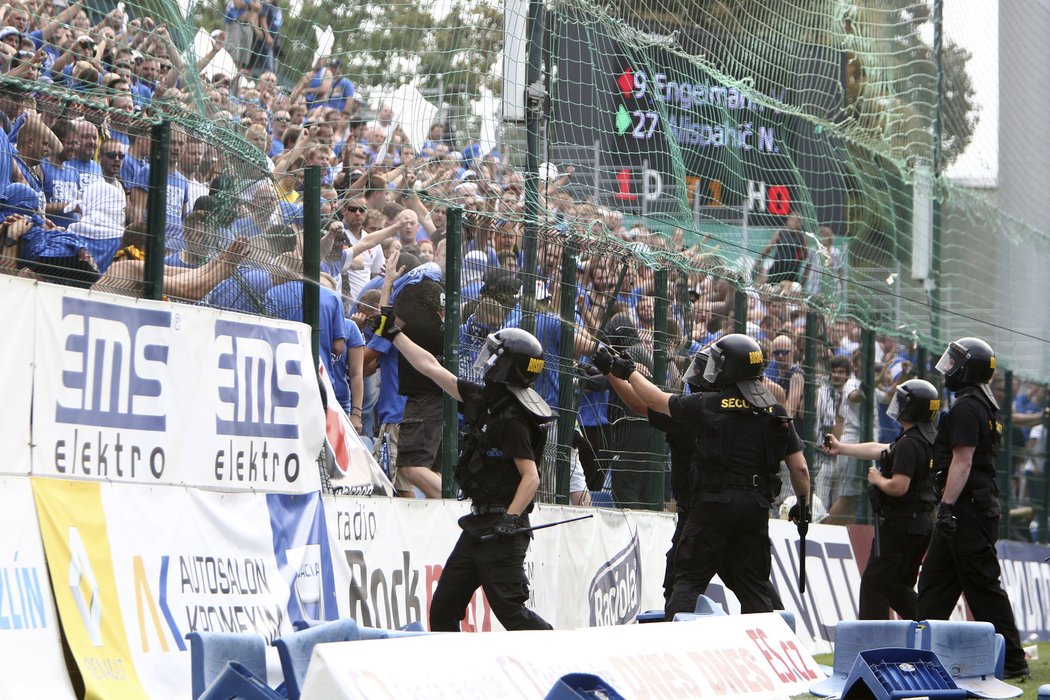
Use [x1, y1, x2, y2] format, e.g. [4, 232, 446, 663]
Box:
[809, 620, 918, 697]
[672, 593, 727, 621]
[273, 618, 368, 700]
[913, 620, 1020, 698]
[198, 661, 283, 700]
[636, 610, 666, 623]
[545, 673, 626, 699]
[840, 648, 965, 700]
[186, 631, 268, 700]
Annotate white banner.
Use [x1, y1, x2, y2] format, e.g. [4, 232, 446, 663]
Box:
[34, 479, 339, 699]
[300, 613, 823, 699]
[32, 285, 324, 492]
[325, 497, 674, 632]
[0, 477, 75, 699]
[0, 277, 34, 474]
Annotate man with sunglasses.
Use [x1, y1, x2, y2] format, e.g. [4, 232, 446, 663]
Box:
[339, 197, 381, 304]
[68, 139, 126, 273]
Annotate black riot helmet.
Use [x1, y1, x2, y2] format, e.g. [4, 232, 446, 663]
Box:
[684, 346, 720, 393]
[704, 333, 776, 408]
[472, 327, 545, 387]
[887, 378, 940, 443]
[935, 337, 996, 385]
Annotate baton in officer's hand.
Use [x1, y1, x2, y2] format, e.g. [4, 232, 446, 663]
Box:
[479, 514, 594, 542]
[788, 499, 810, 594]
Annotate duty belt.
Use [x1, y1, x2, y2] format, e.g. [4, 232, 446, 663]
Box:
[700, 474, 768, 491]
[471, 504, 507, 516]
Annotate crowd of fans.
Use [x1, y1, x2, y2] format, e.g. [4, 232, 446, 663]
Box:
[0, 0, 1045, 524]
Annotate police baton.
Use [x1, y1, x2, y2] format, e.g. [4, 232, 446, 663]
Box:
[480, 514, 594, 542]
[796, 500, 810, 595]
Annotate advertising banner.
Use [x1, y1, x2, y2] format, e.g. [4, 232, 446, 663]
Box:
[0, 477, 76, 699]
[34, 479, 336, 699]
[32, 285, 324, 492]
[0, 277, 35, 474]
[300, 613, 822, 699]
[324, 497, 675, 632]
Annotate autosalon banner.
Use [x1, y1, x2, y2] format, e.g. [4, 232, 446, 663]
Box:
[31, 284, 325, 492]
[0, 477, 76, 699]
[0, 277, 34, 474]
[33, 479, 337, 700]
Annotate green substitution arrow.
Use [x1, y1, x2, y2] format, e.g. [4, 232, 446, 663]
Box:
[615, 105, 632, 135]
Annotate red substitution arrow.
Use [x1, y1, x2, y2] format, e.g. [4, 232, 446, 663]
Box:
[617, 68, 633, 96]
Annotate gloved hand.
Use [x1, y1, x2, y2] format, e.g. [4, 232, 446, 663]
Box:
[369, 305, 401, 340]
[788, 500, 810, 537]
[593, 345, 616, 375]
[490, 514, 526, 540]
[577, 362, 607, 392]
[610, 352, 636, 380]
[935, 502, 958, 538]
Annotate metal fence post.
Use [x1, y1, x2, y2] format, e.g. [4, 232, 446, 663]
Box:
[302, 166, 321, 371]
[144, 120, 170, 301]
[554, 238, 578, 504]
[649, 267, 669, 510]
[733, 285, 747, 334]
[441, 207, 464, 498]
[860, 328, 876, 523]
[999, 370, 1014, 539]
[803, 311, 819, 467]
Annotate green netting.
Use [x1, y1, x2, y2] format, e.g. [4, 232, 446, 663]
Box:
[1, 0, 1048, 524]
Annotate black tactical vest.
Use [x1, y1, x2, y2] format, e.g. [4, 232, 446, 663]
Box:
[878, 427, 936, 512]
[455, 392, 537, 508]
[933, 388, 1000, 491]
[692, 391, 791, 498]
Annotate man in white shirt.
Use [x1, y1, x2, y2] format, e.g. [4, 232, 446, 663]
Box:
[69, 138, 127, 273]
[339, 197, 382, 308]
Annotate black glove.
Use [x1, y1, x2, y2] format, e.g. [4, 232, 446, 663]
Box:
[610, 352, 636, 381]
[936, 502, 958, 538]
[490, 514, 525, 540]
[593, 345, 615, 375]
[369, 305, 401, 340]
[788, 500, 810, 536]
[577, 362, 607, 392]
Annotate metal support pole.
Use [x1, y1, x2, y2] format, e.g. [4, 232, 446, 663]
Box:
[733, 286, 747, 334]
[302, 166, 321, 371]
[860, 328, 877, 523]
[520, 0, 545, 335]
[803, 312, 819, 467]
[144, 120, 170, 301]
[999, 371, 1014, 539]
[441, 207, 464, 498]
[930, 0, 944, 347]
[554, 239, 578, 504]
[649, 268, 669, 510]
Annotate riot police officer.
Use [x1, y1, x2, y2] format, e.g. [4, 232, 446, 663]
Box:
[824, 379, 939, 619]
[916, 338, 1029, 678]
[599, 333, 810, 618]
[376, 317, 555, 631]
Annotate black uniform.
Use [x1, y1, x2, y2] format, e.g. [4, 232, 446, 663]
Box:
[916, 387, 1027, 676]
[860, 426, 935, 619]
[664, 387, 803, 618]
[428, 380, 554, 632]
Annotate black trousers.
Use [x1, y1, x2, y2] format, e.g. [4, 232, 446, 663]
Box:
[429, 514, 553, 632]
[663, 506, 783, 611]
[859, 509, 932, 620]
[665, 489, 774, 619]
[916, 492, 1028, 676]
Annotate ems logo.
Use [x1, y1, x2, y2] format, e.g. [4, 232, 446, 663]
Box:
[588, 534, 641, 626]
[214, 320, 303, 439]
[748, 350, 763, 365]
[55, 297, 172, 430]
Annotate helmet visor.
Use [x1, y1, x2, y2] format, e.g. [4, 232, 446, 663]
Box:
[471, 335, 501, 376]
[935, 343, 963, 377]
[684, 349, 709, 389]
[703, 345, 724, 384]
[886, 390, 904, 423]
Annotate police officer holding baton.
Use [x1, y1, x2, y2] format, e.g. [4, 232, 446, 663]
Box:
[597, 333, 811, 617]
[824, 379, 939, 619]
[374, 312, 554, 632]
[916, 338, 1029, 679]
